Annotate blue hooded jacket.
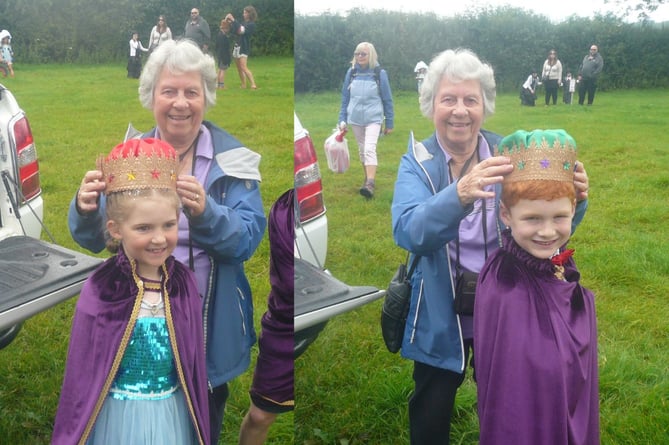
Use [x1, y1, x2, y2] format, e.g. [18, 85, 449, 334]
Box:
[338, 64, 394, 129]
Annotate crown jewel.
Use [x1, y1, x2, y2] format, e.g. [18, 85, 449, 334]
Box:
[498, 129, 577, 183]
[99, 138, 178, 194]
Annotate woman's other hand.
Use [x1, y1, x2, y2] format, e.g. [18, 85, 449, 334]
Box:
[177, 175, 207, 217]
[76, 170, 105, 214]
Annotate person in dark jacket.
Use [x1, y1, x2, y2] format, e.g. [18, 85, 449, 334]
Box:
[215, 18, 232, 89]
[578, 44, 604, 105]
[185, 8, 211, 52]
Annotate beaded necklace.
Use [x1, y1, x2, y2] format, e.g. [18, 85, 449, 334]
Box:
[139, 277, 164, 316]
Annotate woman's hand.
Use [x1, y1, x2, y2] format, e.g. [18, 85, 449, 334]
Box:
[177, 175, 206, 217]
[76, 170, 105, 214]
[457, 156, 513, 207]
[574, 161, 589, 202]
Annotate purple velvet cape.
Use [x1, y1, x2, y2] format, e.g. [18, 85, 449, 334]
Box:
[52, 250, 210, 445]
[474, 230, 599, 445]
[250, 189, 294, 408]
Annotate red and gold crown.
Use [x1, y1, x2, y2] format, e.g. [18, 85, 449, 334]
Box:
[498, 129, 577, 183]
[99, 138, 178, 194]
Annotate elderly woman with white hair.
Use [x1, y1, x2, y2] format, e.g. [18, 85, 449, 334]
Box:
[390, 48, 591, 445]
[67, 38, 267, 443]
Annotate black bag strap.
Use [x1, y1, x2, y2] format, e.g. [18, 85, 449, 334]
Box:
[406, 251, 420, 279]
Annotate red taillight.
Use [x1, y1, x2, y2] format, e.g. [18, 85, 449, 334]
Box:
[294, 132, 326, 223]
[13, 116, 41, 201]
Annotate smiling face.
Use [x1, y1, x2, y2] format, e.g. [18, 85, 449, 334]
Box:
[432, 77, 484, 152]
[500, 197, 575, 260]
[107, 193, 179, 278]
[152, 67, 205, 149]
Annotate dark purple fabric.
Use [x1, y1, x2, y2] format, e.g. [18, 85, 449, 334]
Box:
[52, 250, 210, 445]
[474, 230, 599, 445]
[250, 189, 294, 409]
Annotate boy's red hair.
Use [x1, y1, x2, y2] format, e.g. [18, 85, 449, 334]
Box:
[502, 180, 576, 207]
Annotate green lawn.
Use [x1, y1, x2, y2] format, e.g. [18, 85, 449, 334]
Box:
[295, 89, 669, 444]
[0, 57, 294, 444]
[2, 62, 668, 444]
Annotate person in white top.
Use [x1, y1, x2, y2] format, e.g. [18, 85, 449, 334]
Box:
[148, 15, 172, 53]
[127, 31, 148, 79]
[541, 49, 563, 106]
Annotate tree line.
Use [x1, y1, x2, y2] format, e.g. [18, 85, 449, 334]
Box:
[0, 0, 293, 64]
[295, 7, 669, 94]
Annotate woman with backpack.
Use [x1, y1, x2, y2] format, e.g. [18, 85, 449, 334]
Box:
[338, 42, 394, 199]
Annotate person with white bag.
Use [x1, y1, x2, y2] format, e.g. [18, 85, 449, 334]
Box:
[338, 41, 394, 199]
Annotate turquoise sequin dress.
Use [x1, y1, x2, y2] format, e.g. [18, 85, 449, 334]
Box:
[87, 309, 198, 444]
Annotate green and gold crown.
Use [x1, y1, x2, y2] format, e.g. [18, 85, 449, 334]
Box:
[498, 129, 577, 183]
[99, 138, 178, 194]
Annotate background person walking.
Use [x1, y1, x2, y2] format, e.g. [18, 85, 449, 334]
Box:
[338, 41, 394, 199]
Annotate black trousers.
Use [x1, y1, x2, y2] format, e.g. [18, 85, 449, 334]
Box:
[578, 77, 598, 105]
[520, 88, 536, 106]
[408, 339, 473, 445]
[209, 382, 230, 444]
[544, 79, 559, 105]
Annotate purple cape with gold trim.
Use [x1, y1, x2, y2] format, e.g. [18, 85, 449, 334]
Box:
[52, 250, 210, 445]
[474, 230, 599, 445]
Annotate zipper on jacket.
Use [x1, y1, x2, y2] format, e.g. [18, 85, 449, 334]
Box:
[202, 255, 215, 393]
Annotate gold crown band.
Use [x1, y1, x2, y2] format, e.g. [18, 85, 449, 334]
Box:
[499, 131, 577, 183]
[99, 149, 178, 194]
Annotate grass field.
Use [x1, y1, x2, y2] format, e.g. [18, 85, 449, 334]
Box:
[295, 89, 669, 444]
[0, 57, 294, 444]
[2, 61, 668, 444]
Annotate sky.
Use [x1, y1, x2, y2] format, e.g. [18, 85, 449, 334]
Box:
[295, 0, 669, 23]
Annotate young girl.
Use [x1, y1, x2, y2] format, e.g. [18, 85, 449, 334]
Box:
[52, 139, 210, 445]
[474, 129, 599, 445]
[0, 30, 14, 78]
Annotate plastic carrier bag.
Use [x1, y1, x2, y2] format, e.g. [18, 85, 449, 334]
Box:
[324, 128, 350, 173]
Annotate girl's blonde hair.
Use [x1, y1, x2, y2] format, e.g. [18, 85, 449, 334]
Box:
[104, 188, 181, 253]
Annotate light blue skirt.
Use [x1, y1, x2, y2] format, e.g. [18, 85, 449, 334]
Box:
[87, 388, 198, 444]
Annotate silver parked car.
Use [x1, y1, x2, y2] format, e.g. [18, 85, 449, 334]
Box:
[0, 83, 101, 349]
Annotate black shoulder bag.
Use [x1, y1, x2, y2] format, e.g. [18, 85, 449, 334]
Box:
[381, 252, 420, 353]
